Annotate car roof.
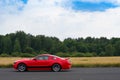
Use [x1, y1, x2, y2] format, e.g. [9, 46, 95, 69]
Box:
[39, 54, 52, 56]
[39, 54, 60, 58]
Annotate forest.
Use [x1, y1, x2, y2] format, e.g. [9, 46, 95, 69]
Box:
[0, 31, 120, 57]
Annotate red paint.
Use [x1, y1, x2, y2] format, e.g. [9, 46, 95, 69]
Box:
[13, 54, 71, 71]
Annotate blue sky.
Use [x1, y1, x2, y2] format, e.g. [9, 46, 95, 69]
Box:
[0, 0, 120, 40]
[21, 0, 28, 4]
[0, 0, 118, 13]
[0, 0, 28, 13]
[70, 1, 118, 11]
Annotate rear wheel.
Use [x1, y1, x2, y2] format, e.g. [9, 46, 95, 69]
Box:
[18, 63, 27, 72]
[52, 64, 61, 72]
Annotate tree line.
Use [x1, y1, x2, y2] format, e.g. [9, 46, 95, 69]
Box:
[0, 31, 120, 57]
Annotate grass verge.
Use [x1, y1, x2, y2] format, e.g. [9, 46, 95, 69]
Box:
[0, 57, 120, 68]
[0, 64, 13, 68]
[72, 63, 120, 67]
[70, 57, 120, 67]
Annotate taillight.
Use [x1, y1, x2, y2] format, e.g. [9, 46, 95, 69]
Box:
[66, 58, 71, 63]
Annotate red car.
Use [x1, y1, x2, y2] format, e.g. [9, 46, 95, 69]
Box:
[13, 54, 71, 72]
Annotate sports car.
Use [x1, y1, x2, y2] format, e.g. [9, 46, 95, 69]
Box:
[13, 54, 71, 72]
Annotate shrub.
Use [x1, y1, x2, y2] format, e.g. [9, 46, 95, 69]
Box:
[99, 52, 106, 56]
[0, 53, 10, 57]
[25, 47, 34, 53]
[56, 52, 70, 57]
[11, 52, 21, 57]
[39, 50, 48, 54]
[71, 52, 84, 57]
[19, 53, 35, 57]
[84, 53, 95, 57]
[56, 52, 96, 57]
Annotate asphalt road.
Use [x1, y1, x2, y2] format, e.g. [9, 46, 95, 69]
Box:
[0, 68, 120, 80]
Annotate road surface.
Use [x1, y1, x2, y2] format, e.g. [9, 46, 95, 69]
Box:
[0, 68, 120, 80]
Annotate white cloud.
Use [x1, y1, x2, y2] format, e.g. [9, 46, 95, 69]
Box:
[0, 0, 120, 40]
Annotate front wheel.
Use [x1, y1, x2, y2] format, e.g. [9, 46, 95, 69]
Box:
[52, 64, 61, 72]
[17, 63, 27, 72]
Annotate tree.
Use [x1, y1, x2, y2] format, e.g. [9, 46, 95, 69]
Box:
[32, 35, 44, 52]
[114, 40, 120, 56]
[64, 38, 77, 52]
[105, 44, 115, 56]
[25, 47, 34, 53]
[76, 42, 88, 53]
[59, 43, 68, 52]
[49, 37, 61, 53]
[15, 31, 27, 52]
[1, 31, 120, 57]
[0, 35, 3, 54]
[3, 36, 12, 54]
[13, 39, 21, 53]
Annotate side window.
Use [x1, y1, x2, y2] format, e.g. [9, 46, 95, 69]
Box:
[37, 56, 44, 60]
[36, 56, 49, 60]
[44, 56, 48, 60]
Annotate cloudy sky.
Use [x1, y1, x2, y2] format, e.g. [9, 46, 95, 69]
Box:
[0, 0, 120, 40]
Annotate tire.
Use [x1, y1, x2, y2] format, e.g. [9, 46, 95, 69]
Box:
[52, 64, 61, 72]
[17, 63, 27, 72]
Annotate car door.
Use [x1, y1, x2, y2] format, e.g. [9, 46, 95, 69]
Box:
[31, 56, 50, 67]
